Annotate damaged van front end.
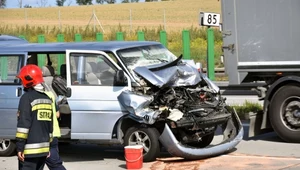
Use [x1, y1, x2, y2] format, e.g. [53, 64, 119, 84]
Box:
[118, 56, 243, 160]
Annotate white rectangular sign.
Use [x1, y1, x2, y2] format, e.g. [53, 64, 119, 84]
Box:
[200, 12, 221, 27]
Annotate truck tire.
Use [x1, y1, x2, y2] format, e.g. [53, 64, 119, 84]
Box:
[0, 139, 16, 156]
[124, 126, 160, 162]
[269, 85, 300, 142]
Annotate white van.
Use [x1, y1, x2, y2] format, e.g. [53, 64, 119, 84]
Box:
[0, 39, 243, 161]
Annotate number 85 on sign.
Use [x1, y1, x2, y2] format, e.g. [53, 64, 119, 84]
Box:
[200, 12, 221, 27]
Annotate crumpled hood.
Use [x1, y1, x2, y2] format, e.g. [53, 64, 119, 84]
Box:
[133, 57, 202, 87]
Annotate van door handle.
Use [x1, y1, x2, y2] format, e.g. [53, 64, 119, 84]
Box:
[16, 87, 22, 97]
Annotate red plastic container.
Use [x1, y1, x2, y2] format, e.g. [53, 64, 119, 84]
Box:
[124, 145, 143, 169]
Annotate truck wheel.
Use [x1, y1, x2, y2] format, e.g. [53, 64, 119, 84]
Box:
[269, 85, 300, 142]
[124, 126, 160, 162]
[0, 139, 16, 156]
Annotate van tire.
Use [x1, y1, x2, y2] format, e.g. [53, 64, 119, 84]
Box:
[269, 85, 300, 142]
[0, 139, 16, 156]
[124, 126, 160, 162]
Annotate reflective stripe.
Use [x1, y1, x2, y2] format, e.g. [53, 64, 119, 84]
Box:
[23, 147, 49, 155]
[17, 128, 29, 134]
[31, 99, 52, 107]
[25, 142, 49, 149]
[49, 132, 53, 142]
[32, 104, 52, 111]
[16, 132, 28, 139]
[238, 61, 300, 66]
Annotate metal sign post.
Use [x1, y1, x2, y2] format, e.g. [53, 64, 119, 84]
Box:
[199, 12, 221, 81]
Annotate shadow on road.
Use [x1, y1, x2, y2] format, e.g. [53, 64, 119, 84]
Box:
[58, 143, 172, 164]
[214, 120, 284, 143]
[58, 143, 125, 162]
[56, 121, 287, 164]
[118, 164, 127, 169]
[241, 121, 285, 142]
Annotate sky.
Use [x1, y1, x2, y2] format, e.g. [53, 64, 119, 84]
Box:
[6, 0, 148, 8]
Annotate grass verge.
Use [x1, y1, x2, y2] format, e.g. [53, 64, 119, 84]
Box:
[230, 101, 263, 120]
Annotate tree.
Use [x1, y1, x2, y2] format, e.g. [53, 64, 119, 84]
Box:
[95, 0, 104, 4]
[24, 4, 32, 8]
[17, 0, 22, 8]
[36, 0, 48, 7]
[105, 0, 116, 4]
[0, 0, 6, 8]
[121, 0, 139, 3]
[67, 0, 72, 6]
[56, 0, 66, 6]
[76, 0, 92, 5]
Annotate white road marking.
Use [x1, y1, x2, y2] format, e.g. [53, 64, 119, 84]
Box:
[223, 154, 300, 160]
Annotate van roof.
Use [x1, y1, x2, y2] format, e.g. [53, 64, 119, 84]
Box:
[0, 41, 161, 53]
[0, 34, 28, 45]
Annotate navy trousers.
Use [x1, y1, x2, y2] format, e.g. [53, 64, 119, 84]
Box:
[46, 138, 66, 170]
[19, 156, 47, 170]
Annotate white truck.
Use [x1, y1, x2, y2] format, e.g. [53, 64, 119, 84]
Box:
[221, 0, 300, 142]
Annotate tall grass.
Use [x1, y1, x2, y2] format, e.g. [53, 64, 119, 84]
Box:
[0, 25, 223, 67]
[0, 0, 221, 31]
[231, 101, 263, 120]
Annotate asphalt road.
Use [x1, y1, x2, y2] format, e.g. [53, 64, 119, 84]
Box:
[223, 95, 263, 106]
[1, 121, 300, 170]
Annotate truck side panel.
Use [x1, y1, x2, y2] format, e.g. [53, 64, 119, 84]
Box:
[221, 0, 300, 84]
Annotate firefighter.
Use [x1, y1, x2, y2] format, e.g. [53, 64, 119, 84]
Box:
[44, 90, 67, 170]
[16, 64, 53, 170]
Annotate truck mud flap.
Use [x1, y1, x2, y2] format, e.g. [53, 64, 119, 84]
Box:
[159, 109, 243, 159]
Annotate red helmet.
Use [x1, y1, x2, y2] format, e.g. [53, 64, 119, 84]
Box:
[17, 64, 44, 88]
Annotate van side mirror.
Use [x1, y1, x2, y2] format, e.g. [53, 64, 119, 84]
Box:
[114, 70, 127, 86]
[66, 87, 72, 97]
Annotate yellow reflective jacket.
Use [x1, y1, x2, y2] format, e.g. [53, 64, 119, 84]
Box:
[44, 91, 61, 138]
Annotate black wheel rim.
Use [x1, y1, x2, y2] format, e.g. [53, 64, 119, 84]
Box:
[128, 131, 151, 154]
[280, 96, 300, 131]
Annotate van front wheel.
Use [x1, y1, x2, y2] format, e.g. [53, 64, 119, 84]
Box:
[124, 126, 160, 162]
[0, 139, 16, 156]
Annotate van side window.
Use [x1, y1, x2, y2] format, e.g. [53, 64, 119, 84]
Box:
[70, 53, 116, 86]
[0, 55, 22, 84]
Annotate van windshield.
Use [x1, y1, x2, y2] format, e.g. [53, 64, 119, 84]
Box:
[117, 44, 177, 70]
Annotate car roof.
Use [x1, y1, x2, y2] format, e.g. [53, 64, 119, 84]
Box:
[0, 41, 162, 53]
